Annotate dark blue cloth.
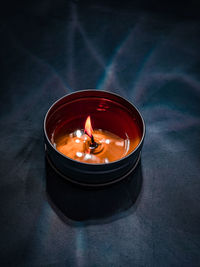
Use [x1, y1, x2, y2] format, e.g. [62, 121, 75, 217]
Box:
[0, 1, 200, 266]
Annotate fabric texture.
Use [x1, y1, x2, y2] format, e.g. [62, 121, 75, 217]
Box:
[0, 1, 200, 266]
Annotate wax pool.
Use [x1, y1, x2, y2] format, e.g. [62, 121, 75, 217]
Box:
[51, 124, 141, 164]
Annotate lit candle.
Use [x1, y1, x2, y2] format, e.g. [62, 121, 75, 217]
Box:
[53, 115, 141, 164]
[44, 90, 145, 186]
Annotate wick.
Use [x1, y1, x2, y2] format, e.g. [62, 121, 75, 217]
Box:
[91, 135, 95, 144]
[89, 134, 98, 149]
[84, 129, 98, 149]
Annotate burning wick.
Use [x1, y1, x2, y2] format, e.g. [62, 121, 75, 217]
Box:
[84, 116, 98, 149]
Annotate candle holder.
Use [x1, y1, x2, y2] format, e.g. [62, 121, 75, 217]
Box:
[44, 90, 145, 187]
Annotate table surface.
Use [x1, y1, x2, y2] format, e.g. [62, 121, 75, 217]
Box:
[0, 1, 200, 266]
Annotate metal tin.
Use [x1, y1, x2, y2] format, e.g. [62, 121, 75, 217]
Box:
[44, 90, 145, 186]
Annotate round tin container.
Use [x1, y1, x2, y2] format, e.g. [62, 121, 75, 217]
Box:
[44, 90, 145, 187]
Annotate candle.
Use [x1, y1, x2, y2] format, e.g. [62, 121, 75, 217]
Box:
[52, 115, 141, 164]
[44, 90, 145, 186]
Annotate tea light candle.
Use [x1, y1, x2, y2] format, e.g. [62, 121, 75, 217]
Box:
[53, 115, 141, 164]
[44, 90, 145, 186]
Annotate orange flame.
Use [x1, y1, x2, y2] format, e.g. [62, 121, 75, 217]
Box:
[84, 116, 93, 137]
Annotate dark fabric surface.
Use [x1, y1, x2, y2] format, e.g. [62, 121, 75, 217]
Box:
[0, 1, 200, 266]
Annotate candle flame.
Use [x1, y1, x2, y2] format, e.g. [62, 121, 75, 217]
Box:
[84, 116, 93, 138]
